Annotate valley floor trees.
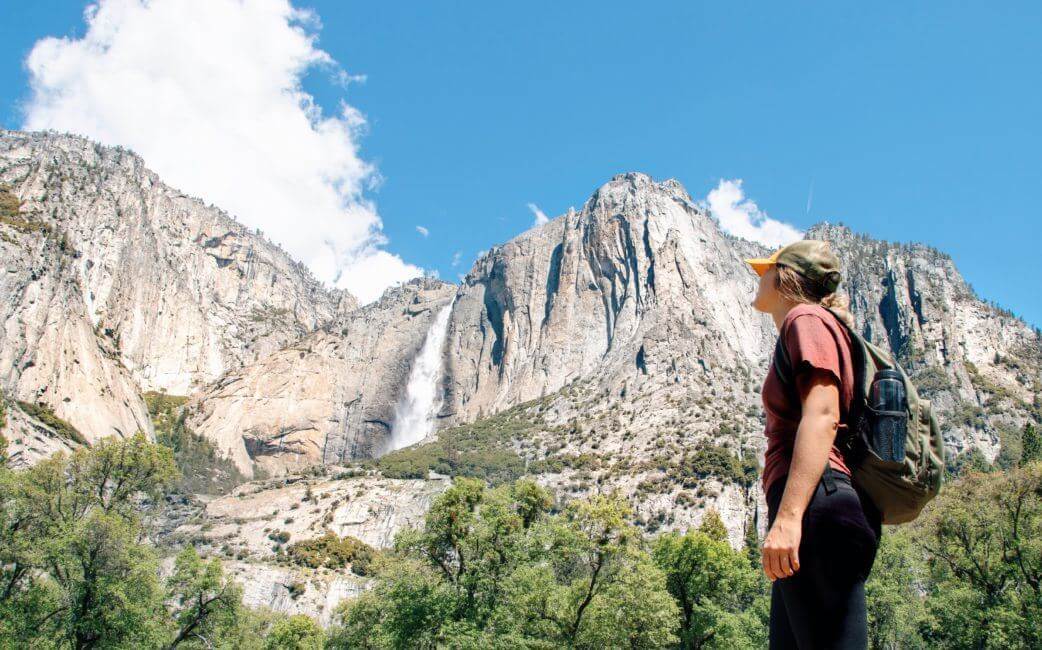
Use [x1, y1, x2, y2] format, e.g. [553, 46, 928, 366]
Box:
[326, 477, 768, 649]
[0, 434, 313, 649]
[2, 427, 1041, 649]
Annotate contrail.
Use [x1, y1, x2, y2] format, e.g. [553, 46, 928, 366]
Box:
[805, 179, 815, 216]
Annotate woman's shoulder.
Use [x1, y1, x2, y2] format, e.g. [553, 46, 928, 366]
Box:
[781, 303, 852, 355]
[781, 302, 834, 328]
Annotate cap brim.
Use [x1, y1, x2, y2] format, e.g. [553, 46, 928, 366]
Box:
[744, 257, 775, 276]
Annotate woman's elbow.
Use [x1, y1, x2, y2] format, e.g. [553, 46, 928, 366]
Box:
[805, 410, 840, 441]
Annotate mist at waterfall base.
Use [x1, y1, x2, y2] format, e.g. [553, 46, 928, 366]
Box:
[386, 298, 456, 453]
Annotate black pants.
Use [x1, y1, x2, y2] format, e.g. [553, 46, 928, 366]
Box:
[766, 466, 882, 649]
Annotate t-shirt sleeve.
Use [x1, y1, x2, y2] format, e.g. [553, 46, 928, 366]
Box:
[783, 313, 843, 391]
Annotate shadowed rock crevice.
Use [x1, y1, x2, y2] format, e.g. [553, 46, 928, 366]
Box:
[636, 344, 648, 375]
[642, 218, 656, 294]
[906, 267, 925, 327]
[482, 278, 506, 369]
[879, 268, 910, 360]
[543, 242, 563, 326]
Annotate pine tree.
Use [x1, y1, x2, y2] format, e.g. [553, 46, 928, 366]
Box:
[1022, 422, 1042, 464]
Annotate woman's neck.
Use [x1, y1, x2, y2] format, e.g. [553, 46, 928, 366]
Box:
[771, 299, 803, 332]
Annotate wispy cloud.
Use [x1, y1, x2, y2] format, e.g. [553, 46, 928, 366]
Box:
[22, 0, 421, 305]
[451, 251, 462, 267]
[527, 202, 550, 226]
[705, 179, 803, 248]
[415, 225, 429, 237]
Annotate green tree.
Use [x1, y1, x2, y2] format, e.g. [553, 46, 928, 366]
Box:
[865, 531, 927, 649]
[0, 433, 177, 648]
[0, 432, 332, 649]
[166, 546, 244, 649]
[1022, 422, 1041, 464]
[697, 509, 728, 543]
[262, 614, 323, 650]
[652, 528, 767, 649]
[916, 461, 1042, 649]
[332, 478, 679, 648]
[578, 554, 679, 649]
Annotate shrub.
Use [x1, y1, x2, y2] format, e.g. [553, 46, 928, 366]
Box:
[16, 400, 88, 445]
[678, 443, 744, 485]
[285, 531, 375, 575]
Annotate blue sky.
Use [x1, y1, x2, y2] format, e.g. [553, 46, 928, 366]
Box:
[1, 1, 1040, 325]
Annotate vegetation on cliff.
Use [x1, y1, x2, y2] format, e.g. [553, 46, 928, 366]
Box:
[144, 391, 246, 495]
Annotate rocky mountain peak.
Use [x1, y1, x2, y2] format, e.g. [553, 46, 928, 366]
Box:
[0, 130, 355, 459]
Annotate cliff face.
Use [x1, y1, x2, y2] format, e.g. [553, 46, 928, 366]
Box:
[808, 222, 1040, 457]
[429, 174, 1039, 485]
[187, 278, 457, 476]
[442, 173, 775, 422]
[179, 173, 1040, 479]
[0, 131, 354, 453]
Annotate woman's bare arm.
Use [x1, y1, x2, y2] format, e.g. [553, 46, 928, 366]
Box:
[761, 367, 842, 581]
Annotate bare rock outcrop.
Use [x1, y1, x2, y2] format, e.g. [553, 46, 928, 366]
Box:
[187, 278, 457, 476]
[0, 130, 355, 446]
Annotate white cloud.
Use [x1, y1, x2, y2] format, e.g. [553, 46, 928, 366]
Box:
[527, 202, 550, 226]
[451, 251, 462, 267]
[415, 225, 429, 237]
[705, 179, 803, 248]
[22, 0, 421, 305]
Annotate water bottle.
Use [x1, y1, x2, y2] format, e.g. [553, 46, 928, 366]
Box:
[869, 369, 907, 462]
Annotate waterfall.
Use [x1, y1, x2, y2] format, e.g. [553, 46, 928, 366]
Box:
[387, 297, 456, 452]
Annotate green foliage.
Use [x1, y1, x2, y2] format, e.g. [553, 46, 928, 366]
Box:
[0, 184, 48, 234]
[0, 433, 319, 648]
[864, 461, 1042, 649]
[0, 184, 19, 219]
[1022, 422, 1041, 464]
[996, 424, 1023, 470]
[0, 434, 176, 647]
[263, 614, 324, 650]
[945, 446, 993, 477]
[285, 531, 377, 575]
[653, 526, 768, 650]
[697, 509, 729, 543]
[949, 400, 988, 430]
[144, 390, 246, 494]
[375, 403, 541, 483]
[330, 477, 683, 648]
[678, 443, 748, 486]
[865, 531, 928, 650]
[908, 365, 952, 398]
[15, 399, 89, 445]
[0, 393, 8, 464]
[166, 545, 244, 648]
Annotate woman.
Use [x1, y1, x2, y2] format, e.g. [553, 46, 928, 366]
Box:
[745, 240, 882, 649]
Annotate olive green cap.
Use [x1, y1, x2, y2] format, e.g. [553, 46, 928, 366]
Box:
[744, 239, 842, 293]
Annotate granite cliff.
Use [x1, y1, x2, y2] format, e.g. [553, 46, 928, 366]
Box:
[0, 131, 354, 460]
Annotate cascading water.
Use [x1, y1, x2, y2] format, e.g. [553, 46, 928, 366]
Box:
[387, 297, 456, 452]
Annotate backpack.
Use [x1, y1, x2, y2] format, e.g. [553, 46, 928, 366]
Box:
[772, 306, 946, 524]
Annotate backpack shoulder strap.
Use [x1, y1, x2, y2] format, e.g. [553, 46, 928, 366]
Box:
[772, 330, 793, 388]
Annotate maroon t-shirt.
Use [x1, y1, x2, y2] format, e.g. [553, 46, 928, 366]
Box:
[761, 303, 855, 494]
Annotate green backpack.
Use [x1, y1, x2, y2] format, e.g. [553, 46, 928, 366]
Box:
[772, 306, 946, 524]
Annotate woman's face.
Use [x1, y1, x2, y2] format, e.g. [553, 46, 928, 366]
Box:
[751, 265, 782, 313]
